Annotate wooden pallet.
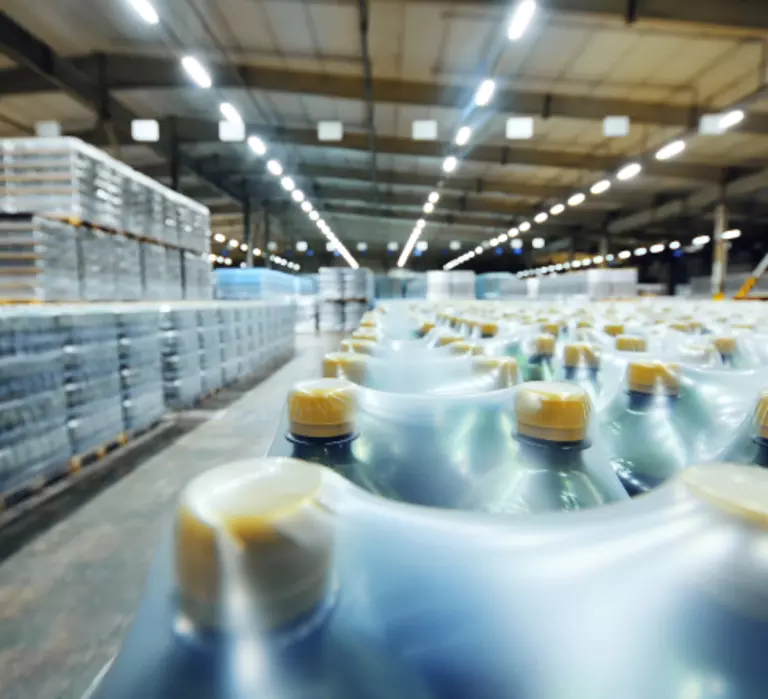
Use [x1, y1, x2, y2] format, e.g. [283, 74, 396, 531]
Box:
[69, 433, 129, 472]
[0, 461, 72, 511]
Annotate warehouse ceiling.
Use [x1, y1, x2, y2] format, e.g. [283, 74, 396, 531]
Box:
[1, 0, 768, 270]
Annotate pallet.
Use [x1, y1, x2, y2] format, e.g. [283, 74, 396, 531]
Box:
[0, 418, 170, 520]
[69, 433, 129, 472]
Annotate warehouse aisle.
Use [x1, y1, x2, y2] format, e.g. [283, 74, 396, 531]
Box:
[0, 333, 335, 699]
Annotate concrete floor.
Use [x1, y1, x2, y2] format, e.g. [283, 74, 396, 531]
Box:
[0, 333, 334, 699]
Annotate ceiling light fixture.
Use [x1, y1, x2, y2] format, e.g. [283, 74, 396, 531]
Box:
[650, 243, 665, 253]
[309, 211, 319, 221]
[507, 0, 537, 41]
[618, 250, 631, 259]
[519, 221, 531, 232]
[719, 109, 745, 131]
[301, 201, 312, 213]
[474, 79, 496, 107]
[669, 241, 681, 250]
[568, 193, 586, 207]
[550, 203, 565, 216]
[219, 102, 243, 126]
[442, 156, 458, 173]
[534, 212, 548, 224]
[591, 180, 611, 195]
[423, 202, 435, 214]
[532, 237, 545, 249]
[181, 56, 212, 88]
[129, 0, 159, 24]
[655, 140, 686, 161]
[267, 160, 283, 176]
[634, 247, 647, 256]
[722, 229, 741, 240]
[280, 176, 296, 191]
[292, 189, 305, 203]
[247, 135, 266, 156]
[692, 235, 711, 246]
[617, 163, 642, 181]
[455, 126, 472, 146]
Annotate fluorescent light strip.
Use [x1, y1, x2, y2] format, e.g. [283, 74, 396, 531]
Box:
[181, 56, 212, 88]
[508, 0, 536, 41]
[129, 0, 159, 24]
[219, 102, 243, 126]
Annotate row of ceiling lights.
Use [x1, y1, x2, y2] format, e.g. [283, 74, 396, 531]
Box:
[397, 0, 538, 268]
[444, 106, 744, 271]
[209, 234, 300, 272]
[516, 229, 741, 277]
[127, 0, 356, 271]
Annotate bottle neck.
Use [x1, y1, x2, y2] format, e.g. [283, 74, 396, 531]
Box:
[627, 391, 677, 410]
[514, 433, 589, 469]
[564, 366, 599, 381]
[289, 432, 356, 462]
[753, 436, 768, 467]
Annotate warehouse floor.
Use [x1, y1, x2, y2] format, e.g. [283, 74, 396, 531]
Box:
[0, 333, 335, 699]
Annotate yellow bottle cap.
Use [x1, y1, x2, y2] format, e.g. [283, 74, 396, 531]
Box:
[669, 321, 691, 333]
[533, 333, 556, 356]
[576, 320, 593, 329]
[436, 334, 464, 347]
[478, 321, 498, 337]
[563, 342, 600, 369]
[449, 341, 485, 356]
[754, 390, 768, 440]
[175, 457, 333, 631]
[359, 312, 377, 328]
[474, 357, 519, 388]
[603, 323, 624, 337]
[340, 339, 376, 355]
[515, 381, 591, 442]
[627, 360, 681, 396]
[322, 352, 368, 384]
[615, 335, 647, 352]
[540, 322, 560, 337]
[420, 321, 436, 335]
[288, 378, 356, 438]
[351, 330, 378, 342]
[713, 336, 737, 356]
[682, 463, 768, 526]
[732, 322, 755, 331]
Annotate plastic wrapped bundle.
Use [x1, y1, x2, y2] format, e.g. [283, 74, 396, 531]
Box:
[58, 308, 124, 455]
[162, 193, 179, 247]
[182, 251, 213, 300]
[344, 301, 366, 331]
[319, 301, 343, 332]
[0, 215, 80, 301]
[113, 236, 142, 301]
[0, 308, 70, 496]
[197, 305, 224, 393]
[164, 248, 183, 300]
[80, 226, 117, 301]
[141, 242, 167, 301]
[94, 460, 768, 699]
[117, 307, 164, 433]
[219, 305, 239, 384]
[160, 306, 203, 408]
[319, 266, 344, 299]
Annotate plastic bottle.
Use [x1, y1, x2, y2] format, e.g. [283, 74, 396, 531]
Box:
[340, 339, 376, 355]
[463, 382, 626, 513]
[601, 360, 689, 495]
[521, 333, 555, 381]
[718, 390, 768, 467]
[713, 335, 737, 365]
[92, 458, 342, 698]
[603, 323, 624, 338]
[473, 357, 519, 389]
[449, 341, 485, 356]
[561, 342, 601, 403]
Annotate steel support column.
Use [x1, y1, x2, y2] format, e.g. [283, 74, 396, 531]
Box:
[711, 203, 729, 299]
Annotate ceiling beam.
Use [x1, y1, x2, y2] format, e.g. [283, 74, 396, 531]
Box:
[608, 166, 768, 234]
[0, 12, 243, 204]
[2, 53, 760, 134]
[141, 160, 669, 208]
[75, 118, 727, 184]
[286, 0, 768, 33]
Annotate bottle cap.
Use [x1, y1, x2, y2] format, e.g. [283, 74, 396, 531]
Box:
[340, 339, 376, 355]
[533, 333, 556, 357]
[322, 352, 368, 384]
[473, 357, 518, 388]
[449, 341, 485, 356]
[615, 335, 647, 352]
[713, 336, 737, 356]
[436, 334, 464, 347]
[682, 463, 768, 525]
[627, 360, 680, 396]
[576, 320, 593, 329]
[351, 330, 378, 342]
[603, 323, 624, 337]
[732, 322, 755, 331]
[175, 458, 333, 631]
[563, 342, 600, 369]
[359, 312, 377, 328]
[478, 321, 498, 337]
[288, 378, 356, 438]
[754, 390, 768, 440]
[515, 381, 591, 442]
[669, 321, 691, 333]
[420, 321, 436, 336]
[540, 322, 560, 337]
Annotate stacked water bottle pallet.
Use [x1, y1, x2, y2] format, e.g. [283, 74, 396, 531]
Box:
[318, 267, 374, 332]
[426, 270, 476, 300]
[0, 300, 296, 511]
[0, 137, 212, 301]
